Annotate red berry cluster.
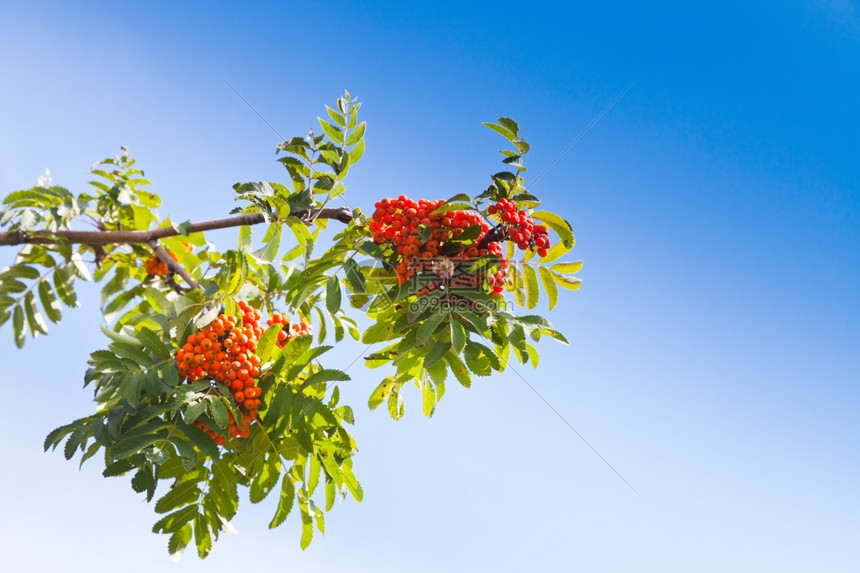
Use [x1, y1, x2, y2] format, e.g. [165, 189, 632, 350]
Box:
[488, 198, 551, 257]
[370, 196, 508, 296]
[175, 300, 263, 444]
[266, 313, 313, 348]
[144, 249, 177, 276]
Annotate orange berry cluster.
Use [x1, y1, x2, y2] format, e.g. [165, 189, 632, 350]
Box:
[266, 313, 313, 348]
[175, 300, 263, 445]
[488, 198, 551, 257]
[144, 248, 178, 276]
[370, 195, 508, 296]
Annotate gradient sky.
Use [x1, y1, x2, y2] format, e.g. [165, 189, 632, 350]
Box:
[1, 1, 858, 571]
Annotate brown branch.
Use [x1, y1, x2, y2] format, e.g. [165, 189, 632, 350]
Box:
[148, 240, 199, 293]
[0, 207, 354, 247]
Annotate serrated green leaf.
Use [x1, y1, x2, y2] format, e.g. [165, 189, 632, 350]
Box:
[346, 121, 366, 146]
[416, 308, 445, 344]
[168, 523, 193, 562]
[53, 267, 78, 307]
[137, 327, 172, 360]
[194, 512, 212, 559]
[250, 456, 281, 503]
[24, 291, 48, 335]
[153, 504, 199, 534]
[483, 121, 516, 142]
[368, 378, 394, 410]
[155, 479, 201, 514]
[253, 225, 280, 262]
[318, 118, 343, 142]
[535, 266, 559, 310]
[12, 304, 24, 348]
[450, 319, 466, 353]
[553, 272, 582, 291]
[168, 435, 200, 471]
[550, 261, 583, 274]
[532, 211, 575, 249]
[269, 475, 295, 529]
[111, 433, 163, 460]
[302, 369, 350, 389]
[325, 276, 341, 314]
[38, 280, 61, 324]
[424, 340, 451, 369]
[524, 264, 539, 309]
[300, 501, 314, 549]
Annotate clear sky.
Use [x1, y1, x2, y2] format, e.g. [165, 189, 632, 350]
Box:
[1, 1, 858, 571]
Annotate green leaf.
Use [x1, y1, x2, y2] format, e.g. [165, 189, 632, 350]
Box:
[368, 378, 394, 410]
[155, 479, 201, 514]
[269, 475, 296, 529]
[208, 397, 228, 429]
[300, 501, 314, 549]
[194, 512, 212, 559]
[550, 261, 583, 274]
[119, 373, 144, 408]
[416, 308, 445, 345]
[422, 378, 437, 417]
[343, 258, 365, 292]
[257, 324, 283, 365]
[532, 211, 575, 249]
[168, 523, 193, 562]
[348, 138, 365, 164]
[44, 421, 77, 451]
[450, 319, 466, 353]
[38, 280, 61, 324]
[325, 105, 346, 127]
[318, 118, 343, 142]
[346, 121, 366, 146]
[482, 121, 516, 142]
[137, 327, 172, 360]
[64, 426, 87, 460]
[424, 340, 451, 369]
[100, 325, 143, 347]
[176, 422, 220, 460]
[325, 276, 341, 314]
[253, 225, 281, 262]
[250, 456, 282, 504]
[302, 369, 350, 389]
[342, 459, 363, 502]
[538, 267, 559, 310]
[24, 291, 48, 335]
[553, 272, 582, 291]
[538, 328, 570, 345]
[153, 504, 198, 534]
[524, 264, 539, 309]
[12, 304, 24, 348]
[168, 435, 200, 471]
[238, 225, 252, 252]
[444, 352, 471, 387]
[70, 252, 92, 281]
[53, 267, 78, 307]
[111, 433, 163, 460]
[498, 117, 520, 136]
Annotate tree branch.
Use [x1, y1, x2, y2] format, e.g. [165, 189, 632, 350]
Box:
[0, 207, 354, 247]
[148, 240, 199, 293]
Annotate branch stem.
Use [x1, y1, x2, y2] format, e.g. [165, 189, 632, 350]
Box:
[0, 208, 353, 247]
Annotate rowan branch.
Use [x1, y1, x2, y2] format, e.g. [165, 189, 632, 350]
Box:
[0, 207, 354, 247]
[148, 240, 199, 293]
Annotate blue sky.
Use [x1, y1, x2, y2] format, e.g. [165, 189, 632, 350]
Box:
[1, 1, 858, 571]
